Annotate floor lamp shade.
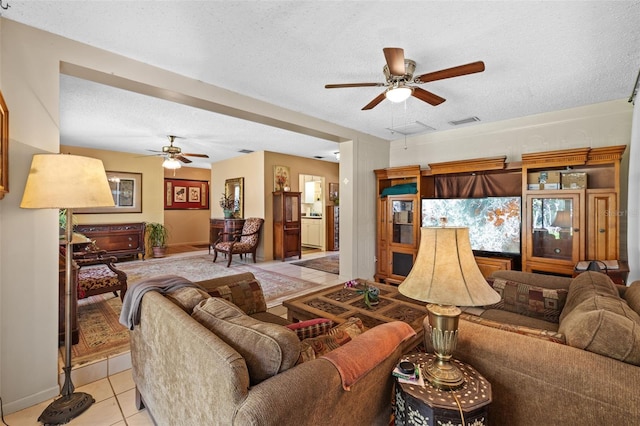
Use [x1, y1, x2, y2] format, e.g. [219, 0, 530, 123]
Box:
[20, 154, 113, 424]
[20, 154, 115, 209]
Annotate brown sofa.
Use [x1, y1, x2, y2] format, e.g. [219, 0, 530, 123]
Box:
[129, 273, 416, 425]
[454, 270, 640, 425]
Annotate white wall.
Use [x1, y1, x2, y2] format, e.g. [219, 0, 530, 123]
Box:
[390, 100, 632, 166]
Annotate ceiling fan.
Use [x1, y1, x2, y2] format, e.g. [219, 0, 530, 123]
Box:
[325, 47, 485, 110]
[147, 135, 210, 168]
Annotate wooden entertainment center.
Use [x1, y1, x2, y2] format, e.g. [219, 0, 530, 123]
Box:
[374, 145, 626, 283]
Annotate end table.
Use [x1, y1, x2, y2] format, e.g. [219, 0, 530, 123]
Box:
[394, 353, 491, 426]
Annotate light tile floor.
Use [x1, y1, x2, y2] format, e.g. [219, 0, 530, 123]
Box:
[6, 250, 344, 425]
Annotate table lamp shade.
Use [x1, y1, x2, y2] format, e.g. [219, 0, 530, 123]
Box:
[399, 227, 500, 307]
[20, 154, 114, 209]
[552, 210, 572, 228]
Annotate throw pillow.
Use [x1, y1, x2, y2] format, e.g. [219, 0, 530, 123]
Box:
[206, 278, 267, 315]
[286, 318, 334, 340]
[486, 278, 568, 324]
[165, 287, 211, 313]
[558, 295, 640, 365]
[192, 297, 300, 385]
[298, 317, 365, 363]
[623, 282, 640, 317]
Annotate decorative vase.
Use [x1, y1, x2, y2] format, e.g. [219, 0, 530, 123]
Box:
[223, 209, 233, 218]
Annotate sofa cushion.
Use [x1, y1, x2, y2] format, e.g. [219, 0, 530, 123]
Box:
[460, 313, 565, 344]
[165, 287, 211, 313]
[299, 317, 365, 362]
[205, 278, 267, 315]
[623, 282, 640, 317]
[192, 297, 300, 385]
[559, 271, 619, 323]
[558, 295, 640, 365]
[486, 277, 568, 323]
[286, 318, 334, 340]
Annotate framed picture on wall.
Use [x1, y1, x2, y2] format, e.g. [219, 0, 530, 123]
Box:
[0, 90, 8, 200]
[165, 178, 209, 210]
[75, 171, 142, 213]
[274, 165, 290, 191]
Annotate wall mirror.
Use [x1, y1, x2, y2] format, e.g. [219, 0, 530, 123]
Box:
[225, 177, 244, 218]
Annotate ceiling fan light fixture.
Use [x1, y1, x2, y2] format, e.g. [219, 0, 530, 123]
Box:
[385, 86, 413, 103]
[162, 157, 182, 169]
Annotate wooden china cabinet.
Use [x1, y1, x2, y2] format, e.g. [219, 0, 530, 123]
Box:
[273, 191, 302, 261]
[521, 146, 625, 276]
[374, 166, 428, 284]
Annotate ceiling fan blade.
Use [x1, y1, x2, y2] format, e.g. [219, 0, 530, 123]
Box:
[383, 47, 406, 76]
[183, 153, 210, 158]
[412, 87, 446, 106]
[176, 155, 192, 164]
[325, 82, 385, 89]
[415, 61, 485, 83]
[146, 149, 163, 153]
[362, 92, 387, 110]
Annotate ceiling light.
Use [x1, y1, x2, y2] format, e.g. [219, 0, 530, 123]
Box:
[385, 86, 413, 103]
[162, 157, 182, 169]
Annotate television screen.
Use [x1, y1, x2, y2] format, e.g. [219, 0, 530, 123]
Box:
[421, 197, 521, 254]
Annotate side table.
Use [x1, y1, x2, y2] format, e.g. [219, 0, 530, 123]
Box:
[394, 353, 491, 426]
[573, 260, 629, 285]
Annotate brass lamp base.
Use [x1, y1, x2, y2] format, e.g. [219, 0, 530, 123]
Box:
[423, 303, 465, 390]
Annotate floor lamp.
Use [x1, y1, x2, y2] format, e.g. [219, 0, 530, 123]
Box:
[21, 154, 114, 424]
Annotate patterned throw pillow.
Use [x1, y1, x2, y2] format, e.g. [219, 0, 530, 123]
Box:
[486, 278, 568, 324]
[286, 318, 334, 340]
[298, 317, 365, 363]
[206, 278, 267, 315]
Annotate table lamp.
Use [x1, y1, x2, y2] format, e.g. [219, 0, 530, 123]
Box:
[399, 227, 500, 390]
[21, 154, 115, 424]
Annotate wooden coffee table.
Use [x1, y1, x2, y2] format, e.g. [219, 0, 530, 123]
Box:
[283, 279, 428, 347]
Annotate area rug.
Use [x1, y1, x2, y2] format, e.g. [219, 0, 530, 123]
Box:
[291, 254, 339, 274]
[70, 293, 129, 367]
[117, 253, 320, 305]
[70, 254, 323, 367]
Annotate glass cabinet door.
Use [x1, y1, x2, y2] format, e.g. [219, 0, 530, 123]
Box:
[528, 194, 580, 261]
[391, 198, 414, 245]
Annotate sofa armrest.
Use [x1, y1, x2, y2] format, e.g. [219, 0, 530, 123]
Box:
[455, 318, 640, 425]
[235, 323, 415, 426]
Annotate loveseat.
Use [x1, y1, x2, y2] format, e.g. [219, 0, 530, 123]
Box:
[129, 273, 416, 425]
[454, 270, 640, 425]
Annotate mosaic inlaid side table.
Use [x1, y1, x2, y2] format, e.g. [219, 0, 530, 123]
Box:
[394, 352, 492, 426]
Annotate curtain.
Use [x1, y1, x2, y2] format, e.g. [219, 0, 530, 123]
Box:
[627, 97, 640, 283]
[435, 171, 521, 198]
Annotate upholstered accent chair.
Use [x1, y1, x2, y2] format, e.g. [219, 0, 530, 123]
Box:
[213, 217, 264, 267]
[75, 250, 128, 301]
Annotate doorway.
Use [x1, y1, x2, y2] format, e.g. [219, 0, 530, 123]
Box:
[299, 174, 326, 251]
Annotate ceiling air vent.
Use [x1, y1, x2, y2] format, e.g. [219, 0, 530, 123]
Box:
[386, 121, 435, 135]
[238, 149, 254, 154]
[448, 116, 481, 126]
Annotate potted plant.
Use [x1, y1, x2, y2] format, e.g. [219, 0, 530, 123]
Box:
[146, 222, 169, 258]
[219, 193, 238, 218]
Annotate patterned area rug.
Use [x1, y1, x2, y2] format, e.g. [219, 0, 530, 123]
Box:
[291, 254, 339, 274]
[70, 253, 322, 366]
[117, 253, 320, 304]
[71, 294, 129, 367]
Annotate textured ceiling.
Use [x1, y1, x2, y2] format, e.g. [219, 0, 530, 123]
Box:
[3, 1, 640, 169]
